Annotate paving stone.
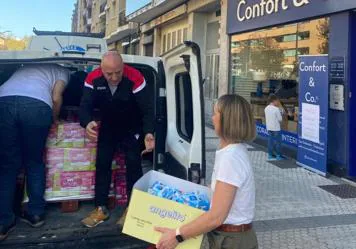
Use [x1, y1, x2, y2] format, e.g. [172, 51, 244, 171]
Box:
[204, 126, 356, 249]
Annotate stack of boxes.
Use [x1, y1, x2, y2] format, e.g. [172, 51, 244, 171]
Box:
[42, 122, 127, 205]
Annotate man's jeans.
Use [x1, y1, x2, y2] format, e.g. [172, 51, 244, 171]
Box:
[0, 96, 52, 226]
[268, 130, 282, 157]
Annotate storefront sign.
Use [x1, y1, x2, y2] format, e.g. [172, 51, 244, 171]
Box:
[227, 0, 356, 34]
[256, 123, 298, 148]
[297, 55, 329, 176]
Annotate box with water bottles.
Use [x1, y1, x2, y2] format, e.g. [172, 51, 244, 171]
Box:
[123, 170, 211, 249]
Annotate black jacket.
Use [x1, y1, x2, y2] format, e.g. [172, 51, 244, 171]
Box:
[79, 65, 154, 136]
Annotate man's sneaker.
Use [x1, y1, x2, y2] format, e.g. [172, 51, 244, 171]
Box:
[20, 212, 45, 228]
[81, 206, 110, 228]
[0, 221, 16, 241]
[276, 155, 284, 161]
[116, 208, 128, 227]
[267, 155, 277, 161]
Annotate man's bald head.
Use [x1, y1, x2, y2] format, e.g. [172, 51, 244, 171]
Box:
[101, 51, 125, 86]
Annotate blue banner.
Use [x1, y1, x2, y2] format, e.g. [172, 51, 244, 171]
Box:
[256, 123, 298, 148]
[297, 55, 329, 176]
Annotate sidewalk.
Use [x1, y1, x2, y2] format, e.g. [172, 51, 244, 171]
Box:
[205, 127, 356, 249]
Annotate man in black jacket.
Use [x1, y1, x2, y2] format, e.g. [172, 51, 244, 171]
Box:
[80, 52, 154, 228]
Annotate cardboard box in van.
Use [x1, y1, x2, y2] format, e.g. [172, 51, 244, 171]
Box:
[123, 170, 211, 249]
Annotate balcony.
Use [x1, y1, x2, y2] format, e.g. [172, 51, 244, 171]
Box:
[127, 0, 186, 23]
[106, 22, 138, 44]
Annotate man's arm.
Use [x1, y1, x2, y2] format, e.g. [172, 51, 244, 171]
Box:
[135, 87, 154, 135]
[276, 108, 283, 123]
[126, 65, 155, 135]
[52, 80, 66, 123]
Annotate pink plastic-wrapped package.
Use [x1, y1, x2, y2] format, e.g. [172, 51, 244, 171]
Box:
[63, 148, 96, 171]
[46, 125, 58, 147]
[56, 123, 85, 148]
[45, 148, 64, 169]
[60, 171, 95, 192]
[114, 170, 127, 206]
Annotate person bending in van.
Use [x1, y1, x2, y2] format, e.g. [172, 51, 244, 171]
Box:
[153, 94, 258, 249]
[80, 51, 155, 228]
[264, 94, 283, 161]
[0, 64, 70, 241]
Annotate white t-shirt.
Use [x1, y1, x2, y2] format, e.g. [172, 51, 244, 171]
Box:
[264, 104, 282, 131]
[211, 144, 255, 225]
[0, 64, 70, 108]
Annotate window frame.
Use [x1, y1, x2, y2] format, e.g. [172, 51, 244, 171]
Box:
[175, 72, 194, 142]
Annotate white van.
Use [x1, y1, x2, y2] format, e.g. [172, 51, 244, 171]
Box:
[0, 31, 206, 247]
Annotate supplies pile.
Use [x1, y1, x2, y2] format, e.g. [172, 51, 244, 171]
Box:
[148, 181, 210, 211]
[38, 122, 127, 205]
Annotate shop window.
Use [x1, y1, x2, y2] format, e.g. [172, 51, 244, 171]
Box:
[229, 17, 329, 134]
[175, 72, 193, 142]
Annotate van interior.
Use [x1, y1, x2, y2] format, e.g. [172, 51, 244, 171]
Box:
[0, 61, 158, 248]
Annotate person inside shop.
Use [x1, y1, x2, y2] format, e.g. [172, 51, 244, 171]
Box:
[153, 94, 258, 249]
[0, 64, 70, 241]
[79, 51, 155, 228]
[264, 94, 284, 161]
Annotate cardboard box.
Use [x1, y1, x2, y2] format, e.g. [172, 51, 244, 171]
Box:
[123, 171, 211, 249]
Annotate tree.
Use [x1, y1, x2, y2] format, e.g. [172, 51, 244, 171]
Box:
[317, 18, 329, 54]
[235, 36, 285, 78]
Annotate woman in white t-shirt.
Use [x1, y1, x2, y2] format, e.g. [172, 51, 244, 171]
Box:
[155, 94, 258, 249]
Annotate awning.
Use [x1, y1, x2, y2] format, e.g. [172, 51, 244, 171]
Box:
[127, 0, 186, 24]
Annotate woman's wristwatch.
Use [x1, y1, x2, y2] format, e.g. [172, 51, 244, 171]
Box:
[175, 228, 184, 243]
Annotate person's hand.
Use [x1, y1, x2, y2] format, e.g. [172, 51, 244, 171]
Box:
[86, 121, 98, 141]
[142, 133, 155, 155]
[155, 227, 179, 249]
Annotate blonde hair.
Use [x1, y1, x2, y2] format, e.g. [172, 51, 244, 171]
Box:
[216, 94, 256, 143]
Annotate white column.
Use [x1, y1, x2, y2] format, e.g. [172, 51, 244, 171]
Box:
[218, 0, 230, 96]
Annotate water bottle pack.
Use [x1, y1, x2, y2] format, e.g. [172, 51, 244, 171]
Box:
[148, 181, 210, 211]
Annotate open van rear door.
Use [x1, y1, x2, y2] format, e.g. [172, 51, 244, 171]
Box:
[161, 41, 206, 184]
